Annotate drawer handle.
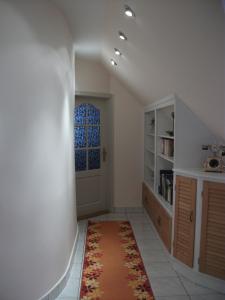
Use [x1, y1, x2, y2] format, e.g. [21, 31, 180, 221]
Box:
[189, 211, 193, 223]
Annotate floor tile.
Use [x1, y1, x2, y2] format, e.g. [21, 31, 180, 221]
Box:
[142, 250, 169, 263]
[150, 277, 187, 296]
[145, 262, 177, 278]
[132, 226, 155, 234]
[58, 278, 80, 298]
[57, 297, 78, 300]
[105, 213, 127, 220]
[73, 250, 84, 264]
[138, 241, 162, 251]
[180, 276, 218, 295]
[70, 264, 82, 280]
[137, 239, 163, 250]
[155, 296, 190, 300]
[190, 295, 225, 300]
[131, 223, 154, 231]
[134, 231, 158, 240]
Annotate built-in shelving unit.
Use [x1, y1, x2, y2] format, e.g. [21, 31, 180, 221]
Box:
[144, 94, 217, 216]
[144, 99, 174, 214]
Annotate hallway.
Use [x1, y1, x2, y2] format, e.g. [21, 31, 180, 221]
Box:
[57, 211, 225, 300]
[0, 2, 224, 299]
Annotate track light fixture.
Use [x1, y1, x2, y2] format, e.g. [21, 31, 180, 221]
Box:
[118, 31, 127, 41]
[124, 5, 135, 18]
[110, 59, 117, 66]
[114, 48, 122, 56]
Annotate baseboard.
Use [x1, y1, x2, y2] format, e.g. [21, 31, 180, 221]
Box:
[112, 207, 144, 213]
[77, 210, 110, 220]
[38, 228, 79, 300]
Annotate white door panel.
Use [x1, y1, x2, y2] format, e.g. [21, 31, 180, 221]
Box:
[75, 97, 109, 217]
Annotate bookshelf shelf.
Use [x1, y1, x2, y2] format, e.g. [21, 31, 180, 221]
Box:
[146, 165, 155, 172]
[158, 135, 174, 140]
[146, 148, 155, 154]
[158, 153, 174, 164]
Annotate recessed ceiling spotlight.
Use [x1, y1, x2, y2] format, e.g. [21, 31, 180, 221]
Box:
[110, 59, 117, 66]
[118, 31, 127, 41]
[114, 48, 122, 56]
[124, 5, 135, 18]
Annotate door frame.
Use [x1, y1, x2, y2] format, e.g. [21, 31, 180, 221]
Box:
[75, 91, 113, 215]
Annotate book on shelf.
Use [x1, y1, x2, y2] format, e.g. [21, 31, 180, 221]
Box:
[158, 170, 173, 205]
[160, 138, 174, 157]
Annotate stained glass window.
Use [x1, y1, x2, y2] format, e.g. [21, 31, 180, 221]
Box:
[88, 126, 100, 147]
[75, 104, 86, 125]
[75, 126, 86, 148]
[87, 104, 100, 125]
[75, 150, 86, 171]
[88, 149, 100, 170]
[74, 103, 101, 172]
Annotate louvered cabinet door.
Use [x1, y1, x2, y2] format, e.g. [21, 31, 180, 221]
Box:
[173, 176, 197, 267]
[160, 207, 172, 253]
[199, 181, 225, 280]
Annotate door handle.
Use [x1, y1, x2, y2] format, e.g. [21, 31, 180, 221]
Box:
[102, 147, 107, 162]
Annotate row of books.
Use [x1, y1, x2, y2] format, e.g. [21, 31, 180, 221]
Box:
[158, 170, 173, 205]
[160, 138, 174, 157]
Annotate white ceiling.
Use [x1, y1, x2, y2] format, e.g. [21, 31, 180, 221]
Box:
[53, 0, 224, 138]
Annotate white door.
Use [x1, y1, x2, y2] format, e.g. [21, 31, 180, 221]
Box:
[74, 97, 109, 217]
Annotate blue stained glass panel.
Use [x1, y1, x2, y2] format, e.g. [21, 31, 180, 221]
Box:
[88, 126, 100, 147]
[75, 126, 86, 148]
[88, 149, 100, 170]
[87, 104, 100, 125]
[75, 104, 86, 125]
[75, 150, 86, 171]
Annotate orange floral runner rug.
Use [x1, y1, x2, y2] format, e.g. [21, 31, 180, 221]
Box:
[80, 221, 155, 300]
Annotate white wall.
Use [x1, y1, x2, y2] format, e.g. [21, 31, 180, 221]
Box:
[110, 76, 144, 208]
[75, 56, 144, 207]
[75, 56, 110, 94]
[0, 1, 76, 300]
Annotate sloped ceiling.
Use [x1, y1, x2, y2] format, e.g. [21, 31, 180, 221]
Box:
[53, 0, 225, 139]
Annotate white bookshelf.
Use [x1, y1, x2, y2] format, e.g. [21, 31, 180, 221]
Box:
[144, 110, 156, 189]
[144, 101, 175, 214]
[144, 94, 217, 216]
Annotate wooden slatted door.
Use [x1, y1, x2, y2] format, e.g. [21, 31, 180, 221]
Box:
[173, 176, 197, 267]
[199, 181, 225, 280]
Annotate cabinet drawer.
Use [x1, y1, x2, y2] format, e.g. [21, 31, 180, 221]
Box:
[154, 203, 172, 252]
[142, 183, 154, 219]
[160, 207, 172, 252]
[142, 182, 172, 252]
[142, 183, 151, 216]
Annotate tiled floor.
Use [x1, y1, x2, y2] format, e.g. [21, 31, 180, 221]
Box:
[56, 212, 225, 300]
